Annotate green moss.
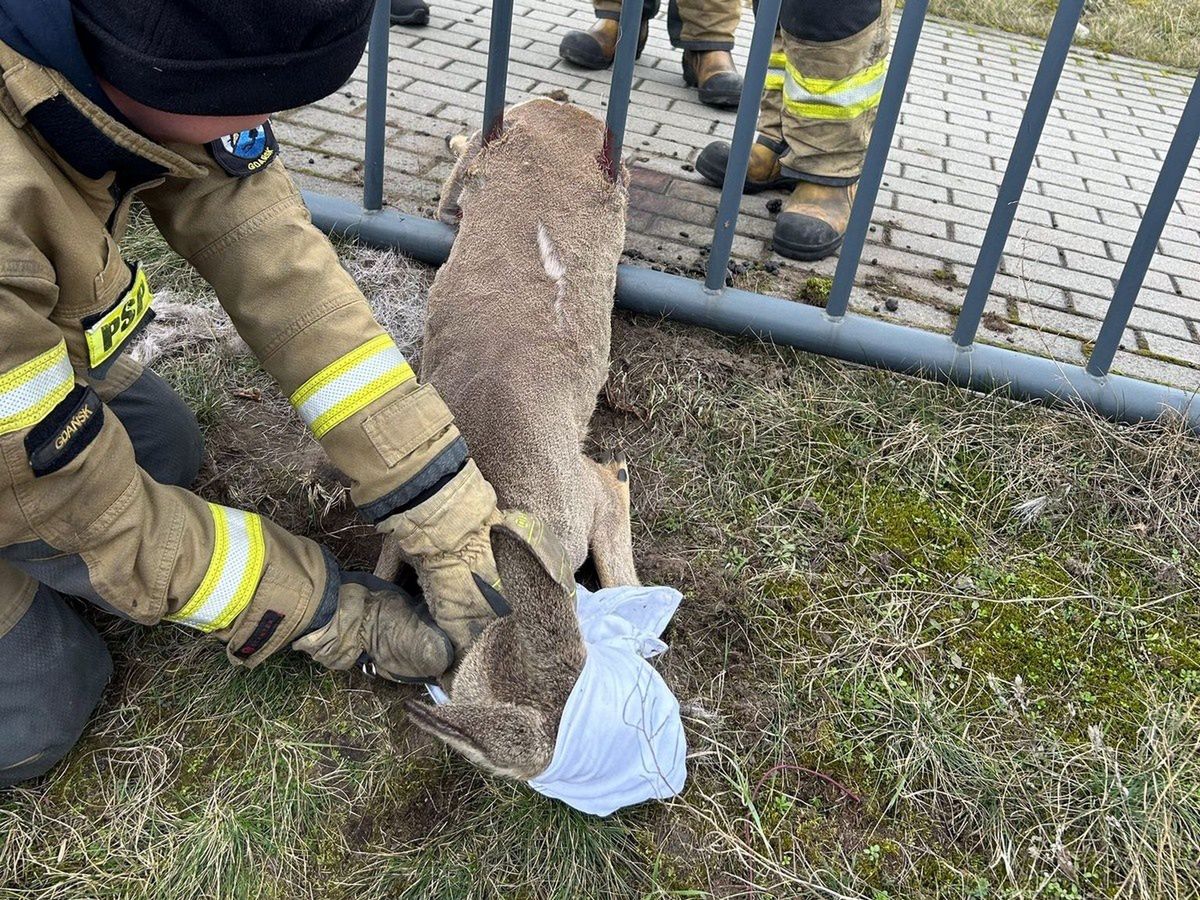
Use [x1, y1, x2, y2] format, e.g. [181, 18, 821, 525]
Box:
[949, 551, 1200, 742]
[796, 276, 833, 307]
[817, 479, 978, 575]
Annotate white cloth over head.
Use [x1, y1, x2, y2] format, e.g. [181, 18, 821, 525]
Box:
[426, 583, 686, 817]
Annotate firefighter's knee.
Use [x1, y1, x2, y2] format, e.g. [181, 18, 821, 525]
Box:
[108, 368, 205, 488]
[0, 584, 112, 788]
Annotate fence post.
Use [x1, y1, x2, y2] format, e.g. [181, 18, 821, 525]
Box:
[952, 0, 1085, 346]
[825, 0, 929, 318]
[1086, 72, 1200, 378]
[704, 0, 783, 291]
[483, 0, 515, 141]
[363, 0, 391, 211]
[600, 0, 645, 180]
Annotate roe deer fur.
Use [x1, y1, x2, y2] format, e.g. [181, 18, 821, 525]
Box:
[375, 99, 639, 779]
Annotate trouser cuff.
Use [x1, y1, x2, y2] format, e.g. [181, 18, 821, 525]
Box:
[756, 134, 788, 155]
[676, 39, 735, 51]
[596, 9, 653, 21]
[781, 165, 860, 187]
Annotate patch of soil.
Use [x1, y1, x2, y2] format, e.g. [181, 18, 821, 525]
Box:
[983, 311, 1015, 333]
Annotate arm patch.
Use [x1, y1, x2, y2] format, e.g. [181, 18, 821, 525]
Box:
[206, 121, 278, 178]
[24, 386, 104, 477]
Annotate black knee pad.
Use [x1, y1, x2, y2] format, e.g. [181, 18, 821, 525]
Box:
[108, 369, 204, 488]
[0, 586, 112, 787]
[776, 0, 881, 43]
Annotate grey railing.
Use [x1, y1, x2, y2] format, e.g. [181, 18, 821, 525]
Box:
[303, 0, 1200, 431]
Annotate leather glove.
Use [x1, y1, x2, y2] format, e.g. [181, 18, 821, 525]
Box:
[292, 572, 453, 683]
[376, 461, 573, 654]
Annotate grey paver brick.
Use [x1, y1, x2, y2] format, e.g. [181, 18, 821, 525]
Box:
[1068, 293, 1194, 341]
[1014, 302, 1136, 351]
[1110, 352, 1200, 393]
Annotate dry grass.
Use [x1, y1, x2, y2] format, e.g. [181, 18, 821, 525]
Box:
[927, 0, 1200, 71]
[2, 215, 1199, 899]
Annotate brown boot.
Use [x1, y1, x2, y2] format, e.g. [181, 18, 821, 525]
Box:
[559, 18, 649, 70]
[682, 50, 743, 109]
[695, 139, 801, 193]
[772, 182, 857, 262]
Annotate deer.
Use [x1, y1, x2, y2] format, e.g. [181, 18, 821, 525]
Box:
[375, 98, 640, 780]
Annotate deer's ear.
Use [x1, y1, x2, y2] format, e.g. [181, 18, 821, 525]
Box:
[490, 512, 577, 605]
[406, 699, 554, 780]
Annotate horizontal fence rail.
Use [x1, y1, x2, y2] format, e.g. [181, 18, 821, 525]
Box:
[305, 0, 1200, 432]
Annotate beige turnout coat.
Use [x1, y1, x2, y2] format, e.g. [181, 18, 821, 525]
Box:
[0, 40, 454, 663]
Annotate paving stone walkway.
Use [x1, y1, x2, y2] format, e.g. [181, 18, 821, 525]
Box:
[276, 2, 1200, 392]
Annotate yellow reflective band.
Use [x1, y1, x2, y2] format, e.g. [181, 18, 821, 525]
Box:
[167, 504, 265, 633]
[765, 52, 786, 91]
[0, 341, 74, 436]
[84, 264, 153, 369]
[783, 57, 888, 121]
[289, 334, 415, 439]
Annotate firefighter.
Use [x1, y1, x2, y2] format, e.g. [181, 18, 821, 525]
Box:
[559, 0, 745, 109]
[696, 0, 895, 260]
[0, 0, 540, 786]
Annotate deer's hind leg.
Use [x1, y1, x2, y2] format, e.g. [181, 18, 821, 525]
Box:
[586, 451, 640, 587]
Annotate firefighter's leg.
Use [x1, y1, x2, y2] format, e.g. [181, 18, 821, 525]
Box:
[87, 356, 203, 490]
[0, 570, 112, 787]
[695, 30, 802, 192]
[773, 0, 895, 260]
[669, 0, 744, 108]
[559, 0, 655, 70]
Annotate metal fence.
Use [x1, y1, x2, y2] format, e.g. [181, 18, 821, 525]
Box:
[303, 0, 1200, 431]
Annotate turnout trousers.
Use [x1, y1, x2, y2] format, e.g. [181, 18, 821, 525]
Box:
[593, 0, 742, 51]
[757, 0, 896, 184]
[0, 359, 203, 787]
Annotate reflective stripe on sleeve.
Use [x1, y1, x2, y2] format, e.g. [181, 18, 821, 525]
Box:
[783, 57, 888, 121]
[0, 341, 75, 436]
[166, 504, 266, 633]
[289, 334, 415, 439]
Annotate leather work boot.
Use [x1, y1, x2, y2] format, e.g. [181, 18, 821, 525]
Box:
[682, 50, 743, 109]
[695, 139, 801, 193]
[559, 18, 650, 70]
[390, 0, 430, 27]
[772, 182, 857, 262]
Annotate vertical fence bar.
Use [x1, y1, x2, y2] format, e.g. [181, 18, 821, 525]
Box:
[600, 0, 645, 179]
[363, 0, 391, 211]
[952, 0, 1085, 346]
[483, 0, 515, 141]
[825, 0, 929, 318]
[1087, 73, 1200, 377]
[704, 0, 783, 291]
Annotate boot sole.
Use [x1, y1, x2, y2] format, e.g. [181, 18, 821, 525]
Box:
[697, 87, 742, 109]
[559, 31, 647, 70]
[390, 10, 429, 26]
[772, 232, 845, 262]
[682, 55, 743, 109]
[694, 152, 800, 195]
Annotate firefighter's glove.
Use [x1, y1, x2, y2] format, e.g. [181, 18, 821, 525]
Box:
[292, 572, 453, 683]
[376, 460, 505, 655]
[376, 461, 575, 655]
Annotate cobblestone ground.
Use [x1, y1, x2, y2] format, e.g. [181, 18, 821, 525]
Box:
[276, 2, 1200, 391]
